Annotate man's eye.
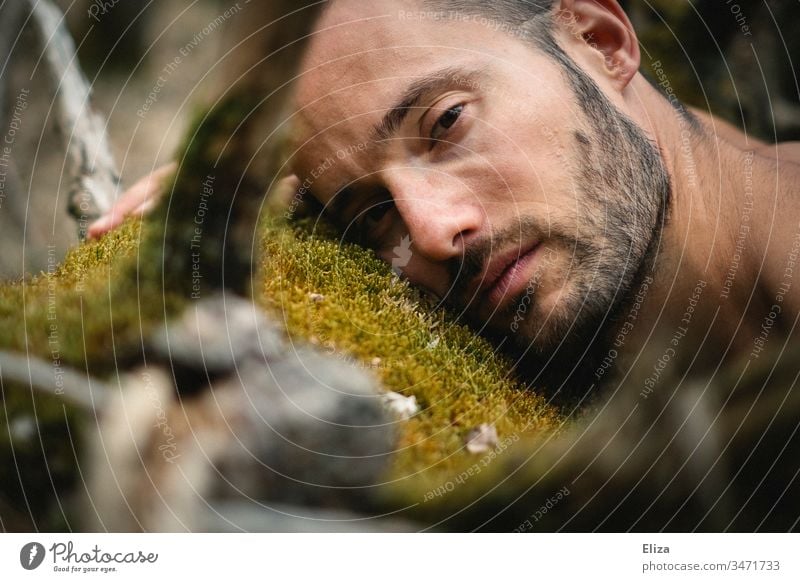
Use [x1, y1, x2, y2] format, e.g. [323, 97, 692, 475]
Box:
[430, 104, 464, 141]
[358, 199, 394, 240]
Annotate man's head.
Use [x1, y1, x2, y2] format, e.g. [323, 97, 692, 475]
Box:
[290, 0, 671, 386]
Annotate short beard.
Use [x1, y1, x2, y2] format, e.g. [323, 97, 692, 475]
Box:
[446, 55, 672, 399]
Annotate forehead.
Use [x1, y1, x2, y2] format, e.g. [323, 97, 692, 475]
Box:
[290, 0, 531, 198]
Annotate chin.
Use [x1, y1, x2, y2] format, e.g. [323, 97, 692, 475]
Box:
[504, 270, 592, 351]
[510, 304, 565, 353]
[472, 283, 548, 346]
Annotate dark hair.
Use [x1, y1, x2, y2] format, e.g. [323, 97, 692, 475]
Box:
[425, 0, 608, 115]
[426, 0, 699, 127]
[425, 0, 559, 52]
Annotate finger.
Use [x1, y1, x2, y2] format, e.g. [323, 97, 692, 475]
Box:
[272, 174, 301, 203]
[131, 197, 157, 217]
[115, 162, 177, 215]
[88, 163, 176, 239]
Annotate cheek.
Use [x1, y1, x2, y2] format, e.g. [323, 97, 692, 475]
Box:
[504, 128, 594, 224]
[458, 131, 539, 214]
[473, 142, 573, 228]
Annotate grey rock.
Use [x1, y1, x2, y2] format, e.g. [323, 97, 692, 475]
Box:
[85, 294, 397, 531]
[149, 294, 284, 375]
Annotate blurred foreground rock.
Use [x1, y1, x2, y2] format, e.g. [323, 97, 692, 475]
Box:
[406, 339, 800, 531]
[85, 295, 400, 532]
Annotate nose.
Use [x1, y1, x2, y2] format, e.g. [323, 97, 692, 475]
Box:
[384, 168, 484, 262]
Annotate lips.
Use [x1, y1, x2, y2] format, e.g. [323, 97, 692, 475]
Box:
[470, 241, 541, 308]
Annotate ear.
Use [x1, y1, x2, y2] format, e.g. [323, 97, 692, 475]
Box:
[554, 0, 640, 89]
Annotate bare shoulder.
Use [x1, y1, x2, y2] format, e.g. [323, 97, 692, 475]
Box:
[689, 107, 766, 149]
[754, 141, 800, 165]
[689, 106, 800, 165]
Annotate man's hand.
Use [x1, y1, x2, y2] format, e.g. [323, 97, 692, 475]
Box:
[87, 162, 177, 240]
[87, 163, 302, 239]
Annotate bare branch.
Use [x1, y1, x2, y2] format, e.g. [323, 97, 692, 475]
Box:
[25, 0, 120, 235]
[0, 350, 108, 410]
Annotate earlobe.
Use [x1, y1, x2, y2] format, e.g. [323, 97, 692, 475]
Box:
[554, 0, 640, 89]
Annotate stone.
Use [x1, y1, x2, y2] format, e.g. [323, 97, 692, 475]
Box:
[465, 424, 499, 454]
[382, 391, 420, 420]
[85, 294, 397, 531]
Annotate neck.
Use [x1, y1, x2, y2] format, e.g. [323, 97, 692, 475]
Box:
[618, 76, 800, 370]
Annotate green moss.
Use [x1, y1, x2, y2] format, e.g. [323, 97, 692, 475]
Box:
[0, 220, 149, 371]
[137, 98, 264, 299]
[0, 218, 181, 530]
[0, 223, 140, 529]
[257, 216, 562, 485]
[1, 208, 563, 527]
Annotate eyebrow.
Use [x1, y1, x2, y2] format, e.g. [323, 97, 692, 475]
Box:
[371, 65, 483, 142]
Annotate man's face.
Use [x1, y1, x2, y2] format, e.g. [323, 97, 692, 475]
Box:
[291, 0, 669, 362]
